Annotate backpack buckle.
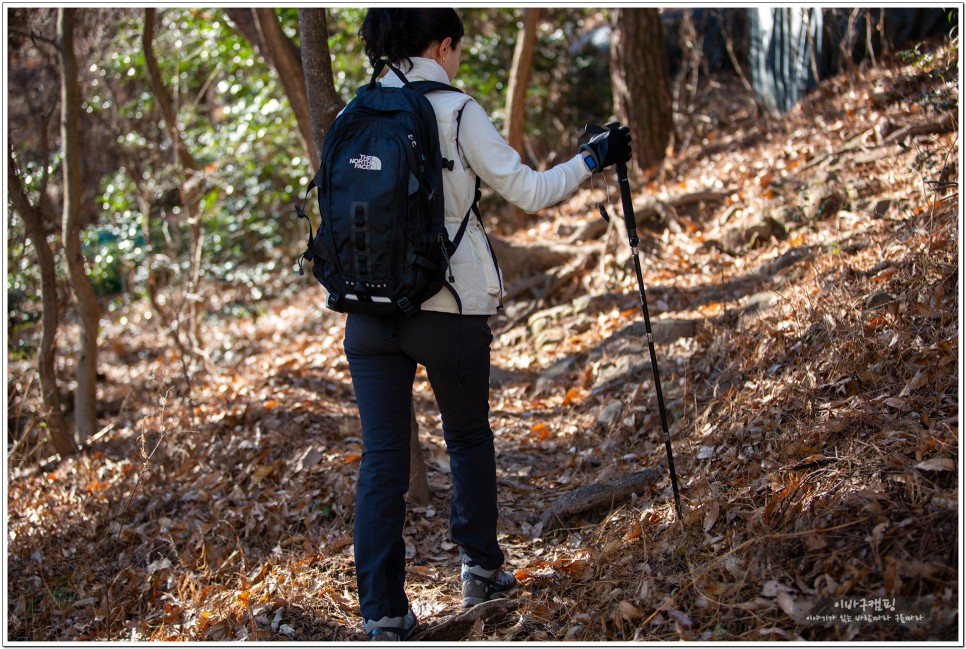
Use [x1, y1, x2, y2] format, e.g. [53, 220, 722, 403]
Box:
[397, 297, 417, 316]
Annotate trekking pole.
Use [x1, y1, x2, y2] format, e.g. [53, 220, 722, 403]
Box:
[609, 138, 684, 520]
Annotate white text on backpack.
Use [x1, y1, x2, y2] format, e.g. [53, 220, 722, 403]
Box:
[349, 154, 382, 171]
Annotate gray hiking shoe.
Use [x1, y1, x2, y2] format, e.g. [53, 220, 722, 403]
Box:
[461, 564, 517, 608]
[364, 608, 418, 641]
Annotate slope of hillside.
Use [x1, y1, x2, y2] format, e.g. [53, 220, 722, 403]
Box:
[7, 38, 959, 642]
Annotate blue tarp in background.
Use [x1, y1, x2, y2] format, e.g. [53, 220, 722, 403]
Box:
[569, 8, 953, 116]
[747, 7, 953, 114]
[748, 8, 822, 115]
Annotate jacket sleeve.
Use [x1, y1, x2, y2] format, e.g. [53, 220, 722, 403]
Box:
[458, 100, 591, 214]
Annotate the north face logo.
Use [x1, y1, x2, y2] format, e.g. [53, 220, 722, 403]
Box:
[349, 154, 382, 171]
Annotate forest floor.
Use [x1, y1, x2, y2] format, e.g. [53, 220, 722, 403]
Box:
[6, 40, 961, 642]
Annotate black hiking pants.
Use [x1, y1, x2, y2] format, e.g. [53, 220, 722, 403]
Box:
[344, 311, 505, 621]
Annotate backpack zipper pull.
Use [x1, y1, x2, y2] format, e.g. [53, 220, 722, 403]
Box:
[409, 134, 425, 174]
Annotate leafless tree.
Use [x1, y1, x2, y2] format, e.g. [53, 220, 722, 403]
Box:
[58, 7, 100, 445]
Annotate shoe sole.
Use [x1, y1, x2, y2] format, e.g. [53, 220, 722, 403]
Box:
[368, 626, 418, 641]
[367, 621, 419, 641]
[461, 587, 516, 609]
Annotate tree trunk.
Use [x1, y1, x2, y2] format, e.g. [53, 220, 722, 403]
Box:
[143, 8, 204, 363]
[407, 407, 431, 506]
[223, 8, 267, 58]
[57, 8, 99, 446]
[298, 8, 344, 164]
[504, 8, 542, 158]
[8, 153, 76, 458]
[254, 8, 318, 165]
[142, 10, 197, 180]
[610, 8, 673, 172]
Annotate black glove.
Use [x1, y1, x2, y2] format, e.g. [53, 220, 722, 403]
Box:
[579, 124, 632, 173]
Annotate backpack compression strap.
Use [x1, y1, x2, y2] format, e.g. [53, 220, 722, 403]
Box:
[294, 177, 318, 276]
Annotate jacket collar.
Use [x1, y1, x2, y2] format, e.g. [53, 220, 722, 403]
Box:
[381, 57, 450, 86]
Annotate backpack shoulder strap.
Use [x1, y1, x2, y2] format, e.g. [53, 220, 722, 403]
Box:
[409, 80, 464, 97]
[370, 59, 413, 89]
[450, 96, 481, 252]
[454, 98, 473, 165]
[403, 84, 483, 264]
[410, 81, 467, 171]
[450, 175, 480, 252]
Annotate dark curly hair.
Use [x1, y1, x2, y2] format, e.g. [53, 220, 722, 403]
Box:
[359, 8, 464, 68]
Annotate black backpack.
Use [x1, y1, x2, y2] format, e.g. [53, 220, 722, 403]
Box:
[296, 59, 476, 316]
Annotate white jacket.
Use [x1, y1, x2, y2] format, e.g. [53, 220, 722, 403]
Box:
[381, 57, 591, 315]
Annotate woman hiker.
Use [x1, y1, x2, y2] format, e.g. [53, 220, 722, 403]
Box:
[345, 8, 632, 640]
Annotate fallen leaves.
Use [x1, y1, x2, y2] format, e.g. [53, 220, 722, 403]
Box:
[914, 457, 955, 472]
[703, 501, 720, 532]
[617, 599, 642, 620]
[6, 38, 960, 645]
[249, 465, 273, 484]
[530, 422, 551, 441]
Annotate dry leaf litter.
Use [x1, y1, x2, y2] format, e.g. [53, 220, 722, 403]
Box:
[7, 40, 960, 642]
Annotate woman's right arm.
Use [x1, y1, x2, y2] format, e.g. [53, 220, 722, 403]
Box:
[458, 101, 591, 214]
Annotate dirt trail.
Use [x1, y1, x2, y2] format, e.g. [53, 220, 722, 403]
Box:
[7, 41, 960, 642]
